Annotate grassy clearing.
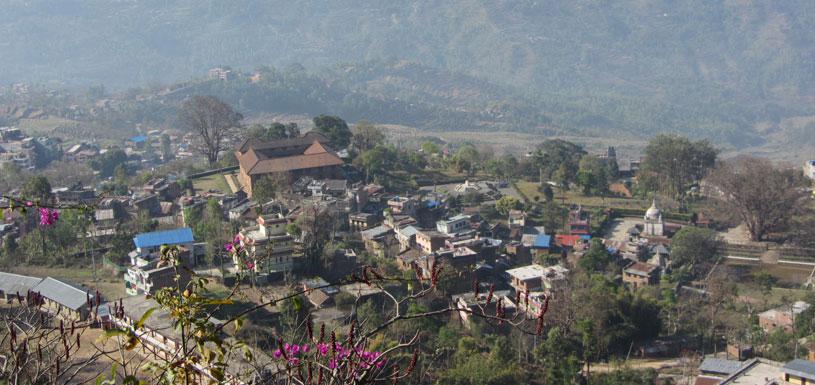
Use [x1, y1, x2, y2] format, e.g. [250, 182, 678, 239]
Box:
[514, 181, 649, 209]
[192, 173, 231, 194]
[5, 265, 125, 300]
[735, 283, 811, 310]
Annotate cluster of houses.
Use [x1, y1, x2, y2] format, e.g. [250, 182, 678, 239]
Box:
[3, 126, 813, 384]
[0, 126, 60, 170]
[0, 123, 198, 173]
[0, 272, 97, 321]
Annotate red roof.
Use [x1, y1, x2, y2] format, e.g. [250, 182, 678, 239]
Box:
[555, 234, 583, 247]
[237, 140, 343, 175]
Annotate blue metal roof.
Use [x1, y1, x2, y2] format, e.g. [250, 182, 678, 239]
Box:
[133, 228, 194, 249]
[130, 135, 147, 143]
[533, 234, 552, 248]
[579, 235, 592, 240]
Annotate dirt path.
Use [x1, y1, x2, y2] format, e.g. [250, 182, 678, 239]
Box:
[588, 358, 685, 373]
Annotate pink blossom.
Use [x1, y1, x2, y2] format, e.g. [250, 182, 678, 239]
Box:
[273, 349, 282, 359]
[25, 201, 33, 207]
[317, 343, 329, 356]
[38, 208, 59, 227]
[301, 344, 310, 353]
[224, 243, 233, 252]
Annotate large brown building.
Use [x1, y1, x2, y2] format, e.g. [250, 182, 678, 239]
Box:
[235, 132, 344, 197]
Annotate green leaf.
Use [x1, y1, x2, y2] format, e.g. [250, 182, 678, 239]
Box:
[135, 307, 156, 329]
[102, 329, 128, 339]
[210, 367, 225, 381]
[241, 344, 253, 361]
[234, 317, 244, 332]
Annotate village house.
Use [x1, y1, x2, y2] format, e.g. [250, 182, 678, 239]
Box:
[568, 206, 591, 235]
[436, 246, 479, 269]
[132, 228, 195, 262]
[64, 142, 99, 162]
[349, 212, 378, 231]
[236, 213, 298, 280]
[143, 178, 182, 201]
[394, 225, 420, 252]
[452, 290, 515, 327]
[436, 214, 471, 235]
[759, 301, 811, 333]
[0, 272, 43, 302]
[805, 160, 815, 180]
[31, 277, 96, 321]
[208, 67, 235, 81]
[416, 229, 449, 254]
[52, 184, 97, 205]
[555, 234, 590, 251]
[505, 241, 531, 262]
[132, 194, 162, 217]
[360, 225, 398, 258]
[338, 282, 385, 302]
[124, 259, 191, 296]
[235, 133, 344, 198]
[505, 264, 569, 293]
[387, 196, 418, 217]
[301, 277, 339, 309]
[783, 359, 815, 384]
[530, 234, 553, 258]
[307, 179, 348, 198]
[622, 261, 660, 289]
[508, 210, 526, 228]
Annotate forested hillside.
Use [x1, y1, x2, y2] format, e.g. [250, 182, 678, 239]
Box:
[2, 1, 814, 149]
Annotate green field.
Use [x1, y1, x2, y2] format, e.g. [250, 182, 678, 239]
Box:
[192, 173, 231, 194]
[514, 181, 649, 209]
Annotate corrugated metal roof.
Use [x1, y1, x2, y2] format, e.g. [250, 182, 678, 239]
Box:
[533, 234, 552, 248]
[0, 272, 43, 296]
[699, 358, 744, 375]
[360, 225, 391, 240]
[31, 277, 93, 311]
[784, 359, 815, 378]
[133, 228, 194, 249]
[95, 209, 115, 221]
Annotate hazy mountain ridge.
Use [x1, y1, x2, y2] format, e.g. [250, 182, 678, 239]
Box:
[1, 1, 814, 150]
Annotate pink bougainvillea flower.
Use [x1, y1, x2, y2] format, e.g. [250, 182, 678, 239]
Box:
[224, 243, 233, 252]
[273, 349, 282, 359]
[25, 201, 33, 207]
[39, 208, 59, 226]
[317, 343, 329, 356]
